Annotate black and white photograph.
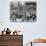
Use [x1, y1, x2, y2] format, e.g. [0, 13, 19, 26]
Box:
[10, 1, 36, 22]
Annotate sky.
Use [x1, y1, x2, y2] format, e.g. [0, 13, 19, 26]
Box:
[0, 0, 46, 45]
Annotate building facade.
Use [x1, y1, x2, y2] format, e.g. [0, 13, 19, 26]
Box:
[0, 35, 23, 46]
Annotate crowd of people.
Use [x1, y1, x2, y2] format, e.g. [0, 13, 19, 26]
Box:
[10, 1, 36, 22]
[1, 28, 22, 35]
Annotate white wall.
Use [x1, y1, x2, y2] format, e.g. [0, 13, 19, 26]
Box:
[0, 0, 46, 45]
[33, 43, 46, 46]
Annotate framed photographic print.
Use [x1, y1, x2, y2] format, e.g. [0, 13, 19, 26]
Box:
[10, 1, 37, 22]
